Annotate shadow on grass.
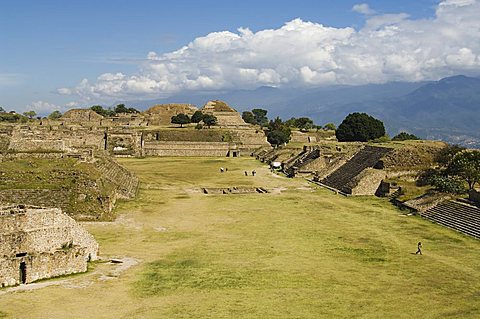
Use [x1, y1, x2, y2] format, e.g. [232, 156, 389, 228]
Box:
[133, 256, 251, 297]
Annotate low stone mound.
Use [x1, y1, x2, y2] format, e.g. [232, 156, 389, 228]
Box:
[62, 109, 103, 122]
[0, 205, 98, 287]
[143, 104, 198, 125]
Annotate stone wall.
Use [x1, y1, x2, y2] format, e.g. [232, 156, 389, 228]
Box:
[144, 141, 232, 157]
[0, 248, 87, 286]
[0, 205, 98, 287]
[348, 169, 387, 196]
[94, 157, 139, 199]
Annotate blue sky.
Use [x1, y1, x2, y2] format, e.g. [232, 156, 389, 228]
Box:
[2, 0, 478, 114]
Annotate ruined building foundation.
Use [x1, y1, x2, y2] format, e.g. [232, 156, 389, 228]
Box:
[0, 205, 98, 287]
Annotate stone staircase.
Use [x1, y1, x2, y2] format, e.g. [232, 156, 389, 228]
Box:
[94, 158, 139, 199]
[257, 148, 277, 163]
[421, 200, 480, 239]
[320, 146, 392, 194]
[284, 147, 321, 177]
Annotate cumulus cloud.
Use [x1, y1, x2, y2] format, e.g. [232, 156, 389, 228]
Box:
[352, 3, 376, 15]
[59, 0, 480, 102]
[25, 101, 64, 114]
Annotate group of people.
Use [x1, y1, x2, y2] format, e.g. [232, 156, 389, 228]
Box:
[219, 167, 256, 176]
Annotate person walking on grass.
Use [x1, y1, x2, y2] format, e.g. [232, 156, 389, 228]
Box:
[416, 242, 422, 255]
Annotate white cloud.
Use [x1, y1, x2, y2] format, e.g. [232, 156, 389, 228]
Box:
[25, 101, 64, 114]
[61, 0, 480, 102]
[352, 3, 376, 15]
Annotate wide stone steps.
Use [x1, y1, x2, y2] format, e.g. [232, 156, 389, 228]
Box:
[320, 146, 391, 194]
[421, 201, 480, 239]
[284, 149, 320, 177]
[95, 159, 139, 198]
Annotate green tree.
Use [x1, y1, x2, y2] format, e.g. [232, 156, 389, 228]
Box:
[127, 107, 139, 113]
[335, 112, 385, 142]
[429, 175, 466, 194]
[90, 105, 105, 115]
[191, 111, 204, 123]
[48, 110, 62, 120]
[447, 150, 480, 190]
[242, 111, 256, 124]
[114, 104, 128, 113]
[267, 117, 291, 147]
[202, 114, 217, 128]
[392, 132, 420, 141]
[23, 110, 36, 119]
[294, 117, 314, 131]
[171, 113, 191, 128]
[267, 130, 291, 147]
[324, 123, 336, 131]
[0, 106, 5, 112]
[91, 105, 115, 117]
[252, 108, 268, 126]
[435, 144, 465, 165]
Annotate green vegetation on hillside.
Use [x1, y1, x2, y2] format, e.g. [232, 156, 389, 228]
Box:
[0, 158, 117, 220]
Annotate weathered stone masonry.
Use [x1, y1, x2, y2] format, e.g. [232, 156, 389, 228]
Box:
[0, 205, 98, 287]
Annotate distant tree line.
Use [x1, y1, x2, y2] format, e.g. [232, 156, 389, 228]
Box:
[90, 104, 139, 117]
[171, 112, 218, 128]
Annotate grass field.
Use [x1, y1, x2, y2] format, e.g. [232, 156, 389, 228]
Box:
[0, 157, 479, 318]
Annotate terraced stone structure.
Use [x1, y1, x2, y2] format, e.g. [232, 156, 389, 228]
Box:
[0, 100, 268, 158]
[317, 145, 393, 195]
[0, 205, 98, 287]
[421, 200, 480, 239]
[201, 100, 250, 128]
[0, 156, 139, 221]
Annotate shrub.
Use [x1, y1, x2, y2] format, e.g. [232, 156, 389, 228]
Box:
[392, 132, 420, 141]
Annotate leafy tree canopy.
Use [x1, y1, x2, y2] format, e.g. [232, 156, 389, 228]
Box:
[48, 110, 62, 120]
[435, 144, 466, 165]
[267, 117, 291, 146]
[335, 112, 385, 142]
[114, 104, 128, 113]
[202, 114, 217, 128]
[191, 111, 204, 123]
[90, 105, 115, 117]
[392, 132, 420, 141]
[23, 110, 36, 119]
[323, 123, 336, 131]
[447, 150, 480, 190]
[252, 108, 268, 126]
[171, 113, 191, 127]
[242, 111, 256, 125]
[0, 113, 27, 123]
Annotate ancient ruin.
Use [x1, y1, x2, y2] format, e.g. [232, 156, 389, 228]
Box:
[0, 205, 98, 287]
[0, 100, 269, 158]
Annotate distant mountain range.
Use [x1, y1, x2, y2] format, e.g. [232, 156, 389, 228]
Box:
[121, 75, 480, 148]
